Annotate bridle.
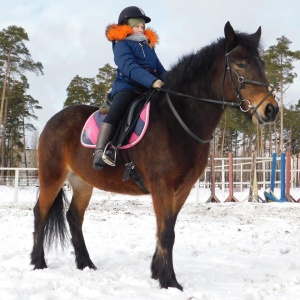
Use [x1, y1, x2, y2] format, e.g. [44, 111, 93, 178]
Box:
[159, 46, 276, 143]
[224, 46, 276, 117]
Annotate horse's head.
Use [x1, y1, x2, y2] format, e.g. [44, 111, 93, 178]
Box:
[223, 22, 279, 125]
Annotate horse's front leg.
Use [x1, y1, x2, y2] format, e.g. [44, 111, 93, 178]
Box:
[151, 191, 183, 291]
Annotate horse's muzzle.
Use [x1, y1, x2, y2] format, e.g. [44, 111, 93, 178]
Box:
[253, 102, 279, 124]
[265, 103, 279, 122]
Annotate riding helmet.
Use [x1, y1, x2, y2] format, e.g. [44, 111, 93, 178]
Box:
[118, 6, 151, 24]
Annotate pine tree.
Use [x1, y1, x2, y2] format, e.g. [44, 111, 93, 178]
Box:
[91, 63, 116, 106]
[64, 64, 116, 107]
[5, 76, 42, 167]
[0, 25, 43, 166]
[263, 36, 300, 153]
[64, 75, 95, 107]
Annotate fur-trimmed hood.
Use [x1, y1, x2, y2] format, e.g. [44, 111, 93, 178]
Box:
[105, 24, 159, 48]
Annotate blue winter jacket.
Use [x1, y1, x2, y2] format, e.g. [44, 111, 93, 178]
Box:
[106, 24, 167, 97]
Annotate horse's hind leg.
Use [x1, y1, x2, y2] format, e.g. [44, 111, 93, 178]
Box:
[150, 186, 189, 291]
[31, 172, 68, 269]
[66, 173, 96, 270]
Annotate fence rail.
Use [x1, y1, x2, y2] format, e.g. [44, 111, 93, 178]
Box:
[0, 168, 38, 202]
[1, 153, 300, 202]
[200, 155, 300, 194]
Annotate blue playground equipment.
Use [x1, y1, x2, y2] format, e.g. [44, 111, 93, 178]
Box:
[264, 153, 288, 202]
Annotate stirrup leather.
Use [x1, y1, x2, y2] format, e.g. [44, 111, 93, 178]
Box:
[102, 142, 117, 167]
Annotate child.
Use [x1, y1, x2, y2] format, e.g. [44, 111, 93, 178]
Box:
[93, 6, 167, 170]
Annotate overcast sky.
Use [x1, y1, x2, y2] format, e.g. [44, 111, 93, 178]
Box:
[1, 0, 300, 136]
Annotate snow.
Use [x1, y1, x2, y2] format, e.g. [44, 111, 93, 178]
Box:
[0, 186, 300, 300]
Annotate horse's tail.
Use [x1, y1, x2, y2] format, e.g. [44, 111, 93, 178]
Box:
[43, 188, 69, 249]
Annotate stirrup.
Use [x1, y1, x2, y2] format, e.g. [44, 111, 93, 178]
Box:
[102, 142, 117, 167]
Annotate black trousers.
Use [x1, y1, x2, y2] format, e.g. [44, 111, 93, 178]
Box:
[103, 90, 143, 126]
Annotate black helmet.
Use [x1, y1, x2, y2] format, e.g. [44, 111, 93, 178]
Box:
[118, 6, 151, 25]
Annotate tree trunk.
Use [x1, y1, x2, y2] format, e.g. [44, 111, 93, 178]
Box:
[22, 101, 29, 185]
[273, 122, 279, 154]
[256, 125, 260, 155]
[268, 124, 272, 156]
[260, 125, 265, 156]
[242, 133, 246, 157]
[0, 46, 12, 167]
[221, 127, 225, 158]
[288, 126, 292, 151]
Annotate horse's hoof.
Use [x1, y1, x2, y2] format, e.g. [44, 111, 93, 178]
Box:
[88, 262, 97, 270]
[77, 260, 97, 270]
[33, 261, 47, 270]
[160, 279, 183, 291]
[171, 281, 183, 291]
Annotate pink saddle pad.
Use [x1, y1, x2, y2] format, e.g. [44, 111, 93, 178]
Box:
[81, 103, 150, 149]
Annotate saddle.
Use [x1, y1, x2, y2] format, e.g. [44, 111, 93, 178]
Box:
[81, 96, 150, 150]
[81, 92, 153, 193]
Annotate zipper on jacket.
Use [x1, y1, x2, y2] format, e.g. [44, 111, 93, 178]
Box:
[139, 43, 145, 57]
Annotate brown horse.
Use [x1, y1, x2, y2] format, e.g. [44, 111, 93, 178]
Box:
[31, 22, 278, 291]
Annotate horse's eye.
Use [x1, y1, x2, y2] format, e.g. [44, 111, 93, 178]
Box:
[236, 63, 246, 69]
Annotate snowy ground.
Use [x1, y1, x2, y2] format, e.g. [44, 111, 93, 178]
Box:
[0, 186, 300, 300]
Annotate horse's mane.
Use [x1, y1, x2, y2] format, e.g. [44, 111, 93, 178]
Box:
[166, 31, 262, 95]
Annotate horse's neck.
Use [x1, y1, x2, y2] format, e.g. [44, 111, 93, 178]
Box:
[153, 92, 224, 145]
[156, 49, 226, 142]
[164, 80, 225, 142]
[182, 98, 224, 141]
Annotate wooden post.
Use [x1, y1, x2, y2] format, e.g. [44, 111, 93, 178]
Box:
[207, 154, 220, 203]
[264, 153, 279, 202]
[225, 152, 238, 202]
[286, 151, 299, 202]
[248, 152, 257, 202]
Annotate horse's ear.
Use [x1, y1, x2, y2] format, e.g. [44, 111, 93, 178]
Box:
[224, 21, 236, 50]
[252, 26, 262, 47]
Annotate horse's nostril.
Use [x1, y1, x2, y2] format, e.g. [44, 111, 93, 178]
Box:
[265, 103, 278, 120]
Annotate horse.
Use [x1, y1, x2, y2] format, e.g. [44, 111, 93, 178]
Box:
[30, 22, 278, 291]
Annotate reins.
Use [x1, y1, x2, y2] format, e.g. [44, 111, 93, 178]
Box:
[166, 93, 213, 144]
[158, 87, 241, 108]
[157, 46, 275, 144]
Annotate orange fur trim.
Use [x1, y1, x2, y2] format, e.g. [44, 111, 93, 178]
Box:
[105, 24, 159, 47]
[106, 24, 133, 41]
[145, 28, 159, 48]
